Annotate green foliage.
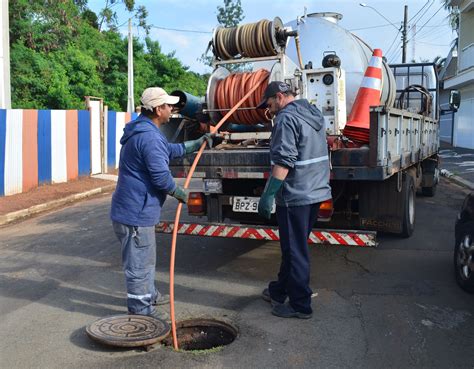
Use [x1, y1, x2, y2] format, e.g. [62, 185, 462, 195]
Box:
[9, 0, 208, 110]
[217, 0, 244, 28]
[442, 0, 460, 34]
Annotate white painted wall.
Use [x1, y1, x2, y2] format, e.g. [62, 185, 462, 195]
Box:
[454, 86, 474, 148]
[0, 0, 11, 108]
[50, 110, 68, 183]
[89, 100, 102, 174]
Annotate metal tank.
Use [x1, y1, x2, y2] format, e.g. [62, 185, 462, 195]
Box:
[284, 12, 397, 112]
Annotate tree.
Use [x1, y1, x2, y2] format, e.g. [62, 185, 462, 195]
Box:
[442, 0, 460, 33]
[217, 0, 244, 28]
[199, 0, 244, 69]
[9, 0, 207, 110]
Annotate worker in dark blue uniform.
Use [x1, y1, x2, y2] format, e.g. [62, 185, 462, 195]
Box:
[257, 81, 331, 319]
[110, 87, 212, 319]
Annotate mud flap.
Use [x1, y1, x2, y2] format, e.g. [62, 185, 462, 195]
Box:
[359, 172, 413, 235]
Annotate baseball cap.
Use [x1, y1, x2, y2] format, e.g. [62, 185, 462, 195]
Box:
[257, 81, 292, 109]
[140, 87, 180, 110]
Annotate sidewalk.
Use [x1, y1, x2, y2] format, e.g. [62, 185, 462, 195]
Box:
[0, 175, 117, 226]
[439, 141, 474, 191]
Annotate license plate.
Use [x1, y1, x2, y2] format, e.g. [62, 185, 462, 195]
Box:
[232, 197, 275, 213]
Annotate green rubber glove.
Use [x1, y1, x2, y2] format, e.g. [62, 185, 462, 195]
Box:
[183, 133, 214, 154]
[169, 185, 188, 203]
[258, 176, 283, 219]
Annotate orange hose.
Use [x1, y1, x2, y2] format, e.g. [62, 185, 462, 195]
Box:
[169, 74, 268, 350]
[214, 69, 270, 125]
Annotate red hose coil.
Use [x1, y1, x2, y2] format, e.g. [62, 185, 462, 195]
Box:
[215, 69, 270, 125]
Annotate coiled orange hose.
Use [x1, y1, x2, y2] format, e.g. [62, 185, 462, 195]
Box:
[169, 74, 268, 350]
[215, 69, 270, 125]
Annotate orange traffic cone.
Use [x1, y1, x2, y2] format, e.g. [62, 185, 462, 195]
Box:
[343, 49, 383, 144]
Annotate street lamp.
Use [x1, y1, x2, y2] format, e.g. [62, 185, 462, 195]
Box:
[359, 3, 400, 31]
[360, 2, 408, 63]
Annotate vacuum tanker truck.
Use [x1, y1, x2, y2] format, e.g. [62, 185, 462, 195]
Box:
[156, 12, 459, 245]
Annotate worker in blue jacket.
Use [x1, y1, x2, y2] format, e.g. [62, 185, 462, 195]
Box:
[110, 87, 212, 319]
[257, 81, 331, 319]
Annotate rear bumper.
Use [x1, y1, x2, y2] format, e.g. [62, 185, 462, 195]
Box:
[156, 221, 377, 247]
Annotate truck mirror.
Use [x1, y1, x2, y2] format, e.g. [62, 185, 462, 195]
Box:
[449, 90, 461, 112]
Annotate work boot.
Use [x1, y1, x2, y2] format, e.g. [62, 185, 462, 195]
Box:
[261, 288, 285, 307]
[153, 294, 170, 306]
[271, 303, 312, 319]
[128, 309, 169, 322]
[148, 308, 170, 322]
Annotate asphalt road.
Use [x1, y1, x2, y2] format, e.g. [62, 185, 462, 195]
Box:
[0, 179, 473, 369]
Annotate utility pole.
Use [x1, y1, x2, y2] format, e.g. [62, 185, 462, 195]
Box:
[127, 18, 134, 113]
[402, 5, 408, 63]
[1, 0, 11, 109]
[411, 24, 416, 62]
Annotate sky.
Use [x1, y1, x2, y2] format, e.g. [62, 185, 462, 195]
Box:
[88, 0, 456, 74]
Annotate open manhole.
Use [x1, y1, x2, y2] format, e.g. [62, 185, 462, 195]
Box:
[86, 315, 170, 348]
[163, 318, 238, 351]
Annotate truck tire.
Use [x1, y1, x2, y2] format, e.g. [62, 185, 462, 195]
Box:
[422, 184, 436, 197]
[401, 174, 416, 238]
[421, 161, 439, 197]
[454, 221, 474, 293]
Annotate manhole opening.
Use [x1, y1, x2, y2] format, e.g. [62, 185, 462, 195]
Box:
[163, 319, 238, 351]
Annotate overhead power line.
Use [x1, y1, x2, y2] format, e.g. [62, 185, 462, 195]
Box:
[384, 29, 402, 58]
[406, 4, 445, 43]
[409, 0, 435, 26]
[408, 0, 431, 24]
[417, 40, 450, 46]
[149, 24, 212, 34]
[349, 23, 395, 31]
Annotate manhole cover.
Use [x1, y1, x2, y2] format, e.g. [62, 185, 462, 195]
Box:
[163, 318, 237, 351]
[86, 315, 170, 348]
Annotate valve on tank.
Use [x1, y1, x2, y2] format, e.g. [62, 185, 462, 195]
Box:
[322, 52, 341, 68]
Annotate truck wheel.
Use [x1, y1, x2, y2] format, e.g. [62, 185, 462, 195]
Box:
[421, 168, 439, 197]
[454, 222, 474, 293]
[421, 162, 439, 197]
[422, 184, 437, 197]
[401, 174, 415, 238]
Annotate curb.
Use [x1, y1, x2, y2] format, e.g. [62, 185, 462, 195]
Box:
[440, 169, 474, 192]
[445, 175, 474, 191]
[0, 184, 116, 226]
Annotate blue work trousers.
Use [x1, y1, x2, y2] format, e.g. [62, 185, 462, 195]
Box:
[112, 221, 162, 315]
[269, 203, 320, 314]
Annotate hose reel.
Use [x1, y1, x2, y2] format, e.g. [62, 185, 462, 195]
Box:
[213, 69, 270, 125]
[212, 17, 289, 60]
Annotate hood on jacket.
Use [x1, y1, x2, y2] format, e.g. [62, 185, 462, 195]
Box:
[120, 115, 158, 145]
[281, 99, 324, 132]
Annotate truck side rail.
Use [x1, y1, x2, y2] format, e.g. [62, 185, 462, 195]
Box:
[370, 106, 438, 175]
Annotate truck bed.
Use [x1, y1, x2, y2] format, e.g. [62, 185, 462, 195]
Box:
[170, 107, 439, 181]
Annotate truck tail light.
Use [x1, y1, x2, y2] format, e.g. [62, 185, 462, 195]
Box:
[317, 199, 334, 222]
[188, 192, 206, 215]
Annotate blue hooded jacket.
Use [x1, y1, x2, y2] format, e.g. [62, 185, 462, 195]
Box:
[110, 115, 185, 226]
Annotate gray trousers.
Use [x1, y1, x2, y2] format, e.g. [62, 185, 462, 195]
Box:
[112, 221, 163, 315]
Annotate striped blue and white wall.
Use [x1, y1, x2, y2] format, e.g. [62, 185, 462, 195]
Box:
[0, 109, 94, 196]
[0, 109, 140, 197]
[106, 111, 138, 171]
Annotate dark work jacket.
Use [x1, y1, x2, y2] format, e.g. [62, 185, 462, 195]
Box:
[270, 99, 332, 206]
